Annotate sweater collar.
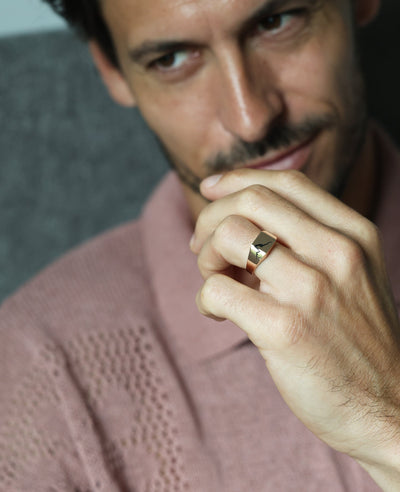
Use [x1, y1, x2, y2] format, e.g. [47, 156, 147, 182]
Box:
[141, 173, 248, 363]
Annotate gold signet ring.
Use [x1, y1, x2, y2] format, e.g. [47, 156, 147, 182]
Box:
[246, 231, 277, 274]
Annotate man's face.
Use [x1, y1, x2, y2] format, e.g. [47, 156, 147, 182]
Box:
[101, 0, 367, 217]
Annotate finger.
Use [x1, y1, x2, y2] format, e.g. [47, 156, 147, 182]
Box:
[193, 177, 383, 282]
[193, 184, 306, 252]
[197, 214, 323, 305]
[196, 273, 300, 353]
[192, 183, 337, 271]
[200, 169, 380, 258]
[197, 215, 259, 278]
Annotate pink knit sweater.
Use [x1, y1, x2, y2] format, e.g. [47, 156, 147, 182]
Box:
[0, 127, 398, 491]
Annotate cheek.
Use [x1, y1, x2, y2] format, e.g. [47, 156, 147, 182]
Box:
[132, 81, 216, 166]
[271, 22, 357, 120]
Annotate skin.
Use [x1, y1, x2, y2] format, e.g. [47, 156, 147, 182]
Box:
[94, 0, 375, 220]
[90, 0, 400, 488]
[193, 170, 400, 489]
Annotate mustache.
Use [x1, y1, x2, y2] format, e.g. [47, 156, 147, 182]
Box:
[205, 115, 336, 173]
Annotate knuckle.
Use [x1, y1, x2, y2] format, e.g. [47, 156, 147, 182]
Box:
[201, 274, 221, 302]
[304, 269, 330, 313]
[212, 215, 240, 248]
[276, 308, 308, 348]
[341, 236, 364, 264]
[332, 234, 366, 277]
[194, 207, 208, 236]
[359, 218, 381, 247]
[277, 169, 307, 190]
[238, 185, 269, 211]
[218, 214, 239, 236]
[198, 274, 225, 312]
[227, 167, 250, 182]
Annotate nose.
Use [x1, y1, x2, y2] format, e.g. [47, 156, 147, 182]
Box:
[215, 49, 283, 143]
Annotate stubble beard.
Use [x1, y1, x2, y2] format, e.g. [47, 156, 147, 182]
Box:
[324, 65, 369, 199]
[156, 64, 368, 202]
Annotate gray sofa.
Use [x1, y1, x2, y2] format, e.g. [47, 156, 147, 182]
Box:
[0, 3, 399, 302]
[0, 30, 168, 301]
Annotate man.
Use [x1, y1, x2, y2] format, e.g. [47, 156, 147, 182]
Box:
[0, 0, 399, 490]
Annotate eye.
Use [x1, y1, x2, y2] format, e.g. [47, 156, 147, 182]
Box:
[151, 50, 190, 71]
[256, 10, 304, 35]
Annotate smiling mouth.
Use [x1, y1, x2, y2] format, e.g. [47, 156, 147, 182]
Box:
[244, 133, 318, 172]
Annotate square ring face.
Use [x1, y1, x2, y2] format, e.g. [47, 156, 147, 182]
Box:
[246, 231, 277, 273]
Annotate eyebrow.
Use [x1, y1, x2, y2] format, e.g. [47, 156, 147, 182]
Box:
[240, 0, 319, 35]
[128, 0, 320, 64]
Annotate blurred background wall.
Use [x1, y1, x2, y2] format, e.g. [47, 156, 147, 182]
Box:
[0, 0, 65, 37]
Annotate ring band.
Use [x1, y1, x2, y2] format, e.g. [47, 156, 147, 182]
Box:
[246, 231, 277, 274]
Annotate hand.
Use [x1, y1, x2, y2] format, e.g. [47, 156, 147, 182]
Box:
[191, 169, 400, 489]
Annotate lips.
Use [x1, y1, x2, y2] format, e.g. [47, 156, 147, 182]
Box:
[245, 134, 316, 172]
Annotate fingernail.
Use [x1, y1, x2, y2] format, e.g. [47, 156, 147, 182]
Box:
[202, 174, 222, 188]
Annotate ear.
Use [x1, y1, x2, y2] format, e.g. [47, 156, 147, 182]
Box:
[354, 0, 381, 27]
[88, 40, 136, 107]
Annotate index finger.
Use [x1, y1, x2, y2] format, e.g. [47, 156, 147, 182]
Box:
[200, 169, 380, 256]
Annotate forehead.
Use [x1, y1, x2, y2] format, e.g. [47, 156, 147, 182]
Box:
[101, 0, 284, 44]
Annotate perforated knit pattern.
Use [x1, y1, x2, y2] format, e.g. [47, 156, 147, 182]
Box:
[0, 323, 189, 491]
[66, 323, 189, 491]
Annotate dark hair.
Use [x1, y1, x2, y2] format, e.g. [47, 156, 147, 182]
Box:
[42, 0, 119, 68]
